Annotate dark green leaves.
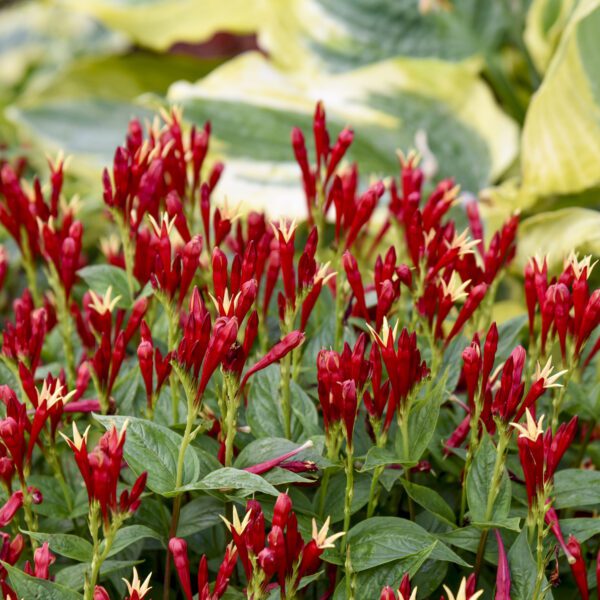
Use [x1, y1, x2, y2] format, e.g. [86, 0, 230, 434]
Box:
[22, 532, 92, 562]
[4, 563, 83, 599]
[347, 517, 469, 571]
[553, 469, 600, 509]
[177, 467, 279, 497]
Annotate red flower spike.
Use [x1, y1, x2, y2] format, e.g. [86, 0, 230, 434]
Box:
[93, 586, 111, 600]
[168, 538, 193, 600]
[0, 491, 23, 527]
[445, 283, 488, 345]
[240, 331, 305, 389]
[494, 530, 510, 600]
[566, 536, 589, 600]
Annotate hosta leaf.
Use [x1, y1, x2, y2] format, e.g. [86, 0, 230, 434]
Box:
[524, 0, 577, 73]
[4, 563, 83, 600]
[22, 531, 92, 562]
[94, 414, 219, 495]
[347, 517, 469, 572]
[516, 208, 600, 272]
[0, 1, 126, 105]
[262, 0, 513, 72]
[177, 467, 279, 497]
[466, 433, 511, 523]
[521, 0, 600, 197]
[63, 0, 261, 51]
[169, 52, 517, 215]
[553, 469, 600, 508]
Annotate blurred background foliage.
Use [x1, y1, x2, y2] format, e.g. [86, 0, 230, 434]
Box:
[1, 0, 600, 271]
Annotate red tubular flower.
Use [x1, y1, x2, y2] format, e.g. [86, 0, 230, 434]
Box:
[240, 331, 305, 389]
[494, 530, 510, 600]
[169, 538, 193, 600]
[61, 422, 146, 525]
[93, 586, 110, 600]
[196, 317, 239, 401]
[368, 321, 428, 431]
[566, 536, 589, 600]
[0, 491, 23, 527]
[123, 568, 152, 600]
[445, 283, 488, 345]
[244, 440, 314, 475]
[273, 220, 297, 305]
[24, 541, 55, 580]
[512, 410, 577, 507]
[462, 342, 481, 410]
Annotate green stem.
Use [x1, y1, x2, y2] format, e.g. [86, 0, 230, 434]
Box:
[20, 480, 38, 547]
[334, 271, 345, 351]
[460, 393, 484, 526]
[399, 412, 415, 521]
[281, 351, 292, 440]
[532, 496, 548, 600]
[341, 445, 354, 553]
[47, 441, 73, 513]
[113, 210, 136, 300]
[163, 395, 196, 600]
[224, 378, 241, 467]
[551, 363, 574, 433]
[475, 425, 509, 573]
[21, 237, 41, 306]
[84, 508, 117, 600]
[166, 302, 180, 424]
[366, 425, 386, 518]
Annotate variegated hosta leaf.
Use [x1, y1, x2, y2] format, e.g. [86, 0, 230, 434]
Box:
[260, 0, 515, 73]
[524, 0, 577, 74]
[0, 0, 127, 103]
[521, 0, 600, 196]
[167, 52, 518, 217]
[59, 0, 263, 51]
[516, 207, 600, 272]
[5, 52, 217, 179]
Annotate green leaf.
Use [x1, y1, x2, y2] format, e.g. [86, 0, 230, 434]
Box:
[246, 366, 319, 440]
[553, 469, 600, 508]
[54, 560, 140, 591]
[333, 544, 435, 600]
[4, 562, 83, 599]
[466, 434, 511, 523]
[105, 525, 163, 557]
[507, 529, 538, 600]
[178, 467, 279, 497]
[558, 518, 600, 545]
[347, 517, 469, 572]
[94, 414, 219, 495]
[360, 447, 415, 472]
[396, 375, 447, 463]
[176, 496, 225, 538]
[22, 531, 92, 562]
[496, 316, 527, 363]
[319, 471, 372, 524]
[399, 479, 456, 527]
[77, 264, 133, 307]
[521, 1, 600, 197]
